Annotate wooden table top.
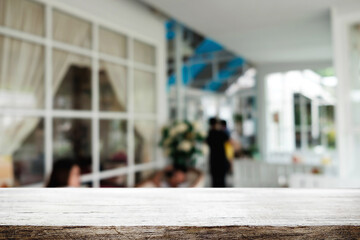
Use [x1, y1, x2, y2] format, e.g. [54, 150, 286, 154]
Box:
[1, 188, 360, 239]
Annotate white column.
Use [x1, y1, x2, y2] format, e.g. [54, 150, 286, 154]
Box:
[311, 98, 320, 141]
[256, 69, 267, 162]
[300, 95, 308, 151]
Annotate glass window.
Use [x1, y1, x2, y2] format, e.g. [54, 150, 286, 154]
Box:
[0, 36, 44, 109]
[81, 181, 93, 188]
[99, 27, 127, 59]
[53, 9, 92, 49]
[135, 170, 155, 186]
[0, 117, 44, 186]
[319, 105, 336, 149]
[294, 95, 301, 127]
[134, 40, 155, 66]
[53, 49, 92, 111]
[134, 120, 156, 165]
[306, 101, 312, 126]
[295, 131, 301, 149]
[53, 118, 92, 174]
[0, 3, 161, 187]
[100, 175, 127, 187]
[99, 61, 127, 112]
[100, 119, 127, 171]
[0, 0, 45, 36]
[134, 70, 156, 114]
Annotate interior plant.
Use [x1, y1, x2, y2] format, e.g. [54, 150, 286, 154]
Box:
[233, 113, 243, 124]
[159, 120, 207, 170]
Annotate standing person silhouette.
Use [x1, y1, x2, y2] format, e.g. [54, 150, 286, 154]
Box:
[206, 117, 230, 187]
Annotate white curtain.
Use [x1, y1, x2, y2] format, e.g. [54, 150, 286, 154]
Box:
[133, 41, 157, 164]
[134, 40, 155, 66]
[99, 63, 155, 164]
[0, 37, 44, 155]
[133, 70, 156, 163]
[0, 2, 91, 156]
[99, 36, 157, 164]
[134, 69, 156, 114]
[99, 61, 127, 111]
[0, 0, 44, 156]
[99, 27, 127, 59]
[0, 0, 44, 36]
[52, 9, 92, 49]
[52, 49, 91, 95]
[134, 120, 155, 164]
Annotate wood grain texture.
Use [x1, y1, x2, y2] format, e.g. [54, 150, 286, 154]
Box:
[1, 226, 360, 239]
[1, 189, 360, 239]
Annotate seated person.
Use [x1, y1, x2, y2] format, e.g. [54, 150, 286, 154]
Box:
[162, 167, 188, 187]
[46, 159, 81, 187]
[136, 166, 204, 188]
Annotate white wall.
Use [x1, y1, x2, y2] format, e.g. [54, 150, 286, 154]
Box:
[333, 0, 360, 16]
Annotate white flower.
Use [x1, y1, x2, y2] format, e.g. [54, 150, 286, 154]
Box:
[164, 138, 172, 146]
[169, 127, 178, 137]
[192, 121, 201, 131]
[202, 144, 209, 155]
[176, 123, 188, 133]
[178, 140, 192, 152]
[199, 130, 207, 138]
[163, 148, 171, 157]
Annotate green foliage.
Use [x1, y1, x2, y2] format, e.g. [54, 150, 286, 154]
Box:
[315, 68, 335, 77]
[233, 113, 243, 123]
[327, 129, 336, 149]
[159, 120, 207, 169]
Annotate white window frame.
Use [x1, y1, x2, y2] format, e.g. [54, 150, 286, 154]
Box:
[0, 0, 163, 187]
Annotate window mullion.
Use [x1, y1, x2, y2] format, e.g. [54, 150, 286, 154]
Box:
[92, 22, 100, 187]
[44, 4, 53, 178]
[127, 36, 135, 187]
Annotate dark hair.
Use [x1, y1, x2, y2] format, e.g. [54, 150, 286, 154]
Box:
[221, 120, 227, 127]
[46, 159, 79, 187]
[165, 169, 175, 179]
[208, 117, 217, 127]
[165, 167, 187, 179]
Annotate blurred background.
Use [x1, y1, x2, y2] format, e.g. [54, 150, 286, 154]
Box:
[0, 0, 359, 188]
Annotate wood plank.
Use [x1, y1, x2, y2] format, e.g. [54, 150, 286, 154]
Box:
[1, 189, 360, 239]
[1, 226, 360, 239]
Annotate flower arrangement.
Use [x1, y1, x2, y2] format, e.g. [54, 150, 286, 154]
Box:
[159, 120, 207, 169]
